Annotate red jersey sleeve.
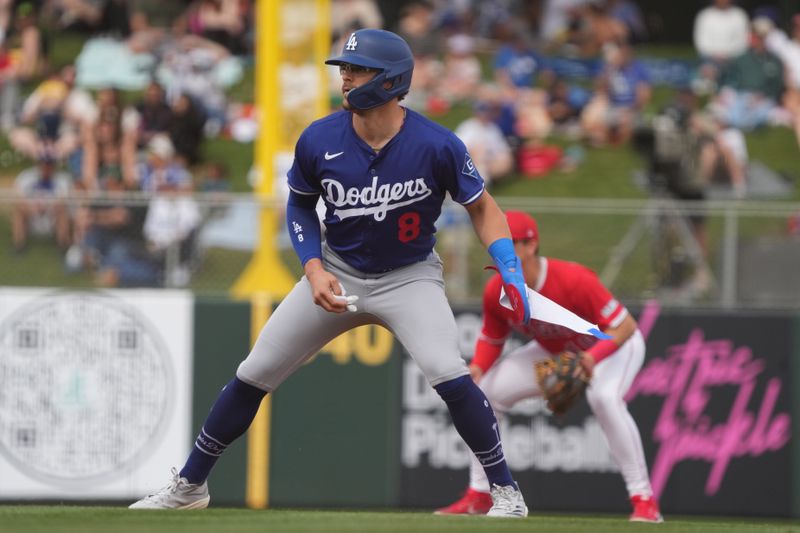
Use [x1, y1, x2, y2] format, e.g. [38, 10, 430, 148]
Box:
[471, 275, 512, 373]
[572, 266, 628, 330]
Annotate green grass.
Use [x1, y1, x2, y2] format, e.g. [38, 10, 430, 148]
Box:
[636, 45, 700, 60]
[0, 506, 798, 533]
[0, 209, 94, 287]
[47, 31, 91, 70]
[200, 137, 254, 193]
[187, 247, 253, 293]
[492, 145, 646, 199]
[744, 127, 800, 188]
[0, 134, 34, 183]
[225, 58, 255, 103]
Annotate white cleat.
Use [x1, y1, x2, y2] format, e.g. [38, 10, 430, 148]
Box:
[486, 483, 528, 518]
[129, 467, 210, 510]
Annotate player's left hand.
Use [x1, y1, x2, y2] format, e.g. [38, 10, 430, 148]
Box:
[488, 238, 531, 324]
[534, 351, 591, 416]
[500, 255, 531, 324]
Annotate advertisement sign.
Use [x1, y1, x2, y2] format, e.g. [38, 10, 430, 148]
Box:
[400, 308, 622, 511]
[399, 303, 794, 516]
[628, 302, 792, 516]
[0, 289, 193, 499]
[269, 325, 403, 507]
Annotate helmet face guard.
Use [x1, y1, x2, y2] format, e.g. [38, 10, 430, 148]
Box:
[326, 29, 414, 110]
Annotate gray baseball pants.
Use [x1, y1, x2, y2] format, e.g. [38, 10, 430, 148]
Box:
[236, 245, 469, 391]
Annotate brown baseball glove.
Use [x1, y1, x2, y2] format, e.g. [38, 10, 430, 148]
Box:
[534, 351, 591, 416]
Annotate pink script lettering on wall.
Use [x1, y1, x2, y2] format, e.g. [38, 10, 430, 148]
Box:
[626, 301, 791, 498]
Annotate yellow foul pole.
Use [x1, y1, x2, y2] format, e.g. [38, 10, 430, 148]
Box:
[231, 0, 296, 300]
[314, 0, 331, 120]
[242, 0, 331, 510]
[245, 292, 272, 509]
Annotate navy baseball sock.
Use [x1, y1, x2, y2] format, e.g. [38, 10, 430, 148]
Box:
[434, 375, 515, 489]
[180, 377, 267, 484]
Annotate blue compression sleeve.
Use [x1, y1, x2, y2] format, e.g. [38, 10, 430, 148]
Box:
[488, 238, 530, 323]
[487, 238, 517, 270]
[286, 191, 322, 266]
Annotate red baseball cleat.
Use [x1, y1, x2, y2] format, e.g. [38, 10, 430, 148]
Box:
[630, 495, 664, 523]
[434, 488, 493, 515]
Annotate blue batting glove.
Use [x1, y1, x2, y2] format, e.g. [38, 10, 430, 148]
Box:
[488, 238, 531, 324]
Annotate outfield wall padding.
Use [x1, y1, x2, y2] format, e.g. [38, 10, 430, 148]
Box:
[190, 299, 798, 516]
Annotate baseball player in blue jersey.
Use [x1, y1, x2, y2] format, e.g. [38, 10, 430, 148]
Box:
[130, 29, 530, 517]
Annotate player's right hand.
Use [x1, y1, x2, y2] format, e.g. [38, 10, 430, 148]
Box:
[307, 268, 346, 313]
[305, 265, 357, 313]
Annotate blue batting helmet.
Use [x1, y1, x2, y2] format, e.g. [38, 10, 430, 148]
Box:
[326, 29, 414, 110]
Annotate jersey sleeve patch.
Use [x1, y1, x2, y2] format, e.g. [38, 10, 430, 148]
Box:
[462, 153, 480, 179]
[600, 298, 621, 319]
[609, 307, 629, 328]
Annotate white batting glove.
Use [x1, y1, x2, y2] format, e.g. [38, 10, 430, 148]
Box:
[334, 283, 359, 312]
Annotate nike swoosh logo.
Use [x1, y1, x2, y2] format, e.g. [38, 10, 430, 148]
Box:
[324, 151, 344, 160]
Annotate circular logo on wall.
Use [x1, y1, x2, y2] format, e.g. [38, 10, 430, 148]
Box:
[0, 291, 174, 485]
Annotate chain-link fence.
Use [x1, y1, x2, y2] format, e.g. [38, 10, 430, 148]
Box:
[489, 197, 800, 310]
[1, 190, 799, 309]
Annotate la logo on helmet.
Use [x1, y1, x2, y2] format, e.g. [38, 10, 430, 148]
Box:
[345, 33, 358, 50]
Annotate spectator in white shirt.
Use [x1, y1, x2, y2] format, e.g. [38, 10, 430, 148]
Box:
[11, 154, 72, 253]
[693, 0, 749, 61]
[437, 34, 482, 104]
[455, 99, 513, 187]
[755, 13, 800, 149]
[692, 0, 749, 94]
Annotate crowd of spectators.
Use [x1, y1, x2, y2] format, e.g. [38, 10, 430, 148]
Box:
[5, 0, 247, 287]
[341, 0, 797, 296]
[329, 0, 799, 204]
[384, 1, 797, 191]
[346, 0, 652, 183]
[4, 0, 800, 289]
